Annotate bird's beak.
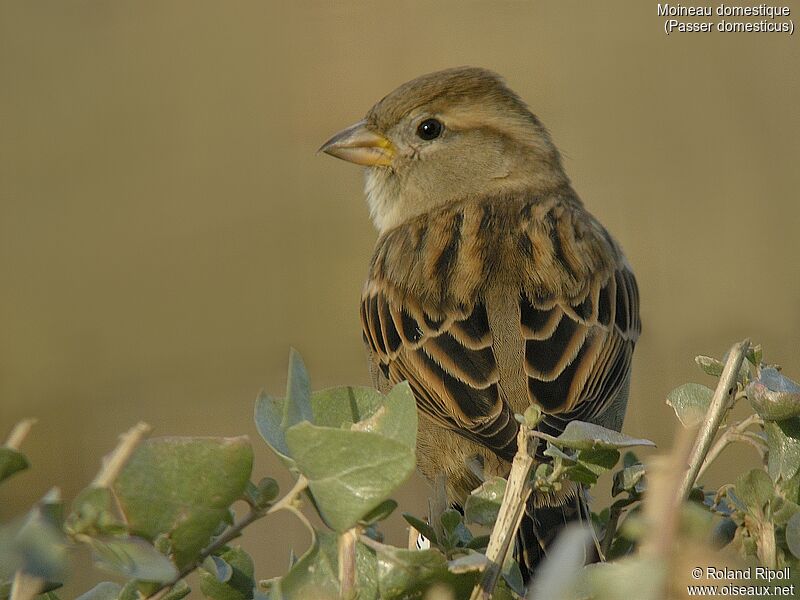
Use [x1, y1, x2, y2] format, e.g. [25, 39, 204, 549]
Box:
[318, 120, 395, 167]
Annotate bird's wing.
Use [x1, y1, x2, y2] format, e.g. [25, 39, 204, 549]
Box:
[361, 198, 640, 460]
[361, 286, 519, 459]
[516, 200, 640, 434]
[521, 261, 639, 430]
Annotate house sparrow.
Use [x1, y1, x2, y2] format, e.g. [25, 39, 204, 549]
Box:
[320, 67, 640, 576]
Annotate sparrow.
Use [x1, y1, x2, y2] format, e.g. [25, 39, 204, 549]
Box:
[320, 67, 640, 577]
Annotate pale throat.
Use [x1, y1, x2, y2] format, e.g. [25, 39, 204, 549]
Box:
[363, 162, 562, 234]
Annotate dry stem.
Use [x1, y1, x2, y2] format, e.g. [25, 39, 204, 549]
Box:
[4, 419, 37, 450]
[469, 424, 536, 600]
[676, 339, 750, 500]
[339, 527, 359, 598]
[92, 421, 152, 488]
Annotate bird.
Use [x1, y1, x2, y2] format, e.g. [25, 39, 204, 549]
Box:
[319, 66, 640, 579]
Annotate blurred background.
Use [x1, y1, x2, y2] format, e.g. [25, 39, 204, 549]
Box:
[1, 1, 798, 594]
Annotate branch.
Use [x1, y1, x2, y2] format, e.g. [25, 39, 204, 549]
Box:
[146, 475, 309, 600]
[338, 527, 358, 598]
[93, 422, 152, 488]
[470, 424, 537, 600]
[146, 508, 266, 600]
[10, 571, 43, 600]
[677, 339, 750, 500]
[696, 413, 764, 480]
[600, 507, 622, 559]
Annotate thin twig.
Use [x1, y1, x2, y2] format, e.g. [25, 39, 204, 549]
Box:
[146, 475, 309, 599]
[696, 413, 764, 480]
[93, 422, 152, 488]
[147, 508, 265, 600]
[4, 419, 36, 450]
[267, 474, 308, 516]
[639, 426, 697, 600]
[408, 524, 420, 550]
[338, 528, 358, 598]
[677, 339, 750, 500]
[470, 424, 537, 600]
[430, 474, 448, 549]
[9, 571, 43, 600]
[600, 507, 621, 559]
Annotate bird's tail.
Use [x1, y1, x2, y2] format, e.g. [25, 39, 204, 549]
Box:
[515, 490, 595, 583]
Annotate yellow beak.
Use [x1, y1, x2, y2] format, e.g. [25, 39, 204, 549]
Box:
[319, 120, 394, 167]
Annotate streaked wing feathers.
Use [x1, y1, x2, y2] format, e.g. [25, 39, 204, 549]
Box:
[361, 195, 640, 463]
[362, 287, 518, 459]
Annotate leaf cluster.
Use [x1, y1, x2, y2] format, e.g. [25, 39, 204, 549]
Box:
[3, 342, 800, 599]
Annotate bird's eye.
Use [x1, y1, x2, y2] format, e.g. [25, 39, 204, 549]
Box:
[416, 118, 443, 141]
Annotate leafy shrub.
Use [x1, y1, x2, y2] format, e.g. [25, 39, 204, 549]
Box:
[1, 340, 799, 599]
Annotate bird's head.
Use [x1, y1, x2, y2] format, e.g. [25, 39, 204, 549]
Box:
[320, 67, 570, 232]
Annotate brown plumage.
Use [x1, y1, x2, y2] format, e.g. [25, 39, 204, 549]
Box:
[321, 67, 640, 577]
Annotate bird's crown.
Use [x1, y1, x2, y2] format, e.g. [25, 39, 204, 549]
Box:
[366, 66, 534, 131]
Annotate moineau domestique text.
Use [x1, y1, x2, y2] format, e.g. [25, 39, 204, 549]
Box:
[706, 567, 790, 582]
[657, 4, 790, 18]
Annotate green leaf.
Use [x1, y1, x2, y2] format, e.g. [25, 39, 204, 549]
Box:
[695, 355, 724, 377]
[118, 580, 141, 600]
[286, 423, 415, 532]
[747, 367, 800, 421]
[500, 558, 525, 597]
[402, 514, 437, 545]
[786, 513, 800, 559]
[244, 477, 280, 510]
[199, 546, 255, 600]
[543, 444, 577, 464]
[771, 497, 800, 525]
[276, 530, 339, 600]
[0, 491, 68, 581]
[113, 436, 253, 568]
[579, 556, 665, 600]
[710, 517, 738, 549]
[666, 383, 715, 427]
[349, 383, 417, 452]
[282, 349, 313, 431]
[746, 344, 763, 368]
[562, 463, 602, 485]
[577, 447, 620, 474]
[355, 541, 379, 600]
[612, 463, 646, 497]
[623, 451, 640, 468]
[734, 469, 774, 514]
[360, 499, 398, 525]
[374, 544, 448, 599]
[765, 419, 800, 482]
[159, 580, 191, 600]
[439, 509, 471, 548]
[447, 552, 487, 573]
[562, 448, 620, 486]
[0, 448, 29, 483]
[464, 476, 507, 527]
[87, 535, 177, 582]
[75, 583, 122, 600]
[66, 487, 125, 537]
[310, 386, 382, 429]
[203, 555, 234, 581]
[552, 421, 655, 450]
[254, 393, 294, 468]
[523, 404, 543, 427]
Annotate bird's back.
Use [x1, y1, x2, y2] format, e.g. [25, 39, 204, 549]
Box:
[361, 189, 640, 504]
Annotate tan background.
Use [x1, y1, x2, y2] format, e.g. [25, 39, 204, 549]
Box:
[1, 1, 798, 595]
